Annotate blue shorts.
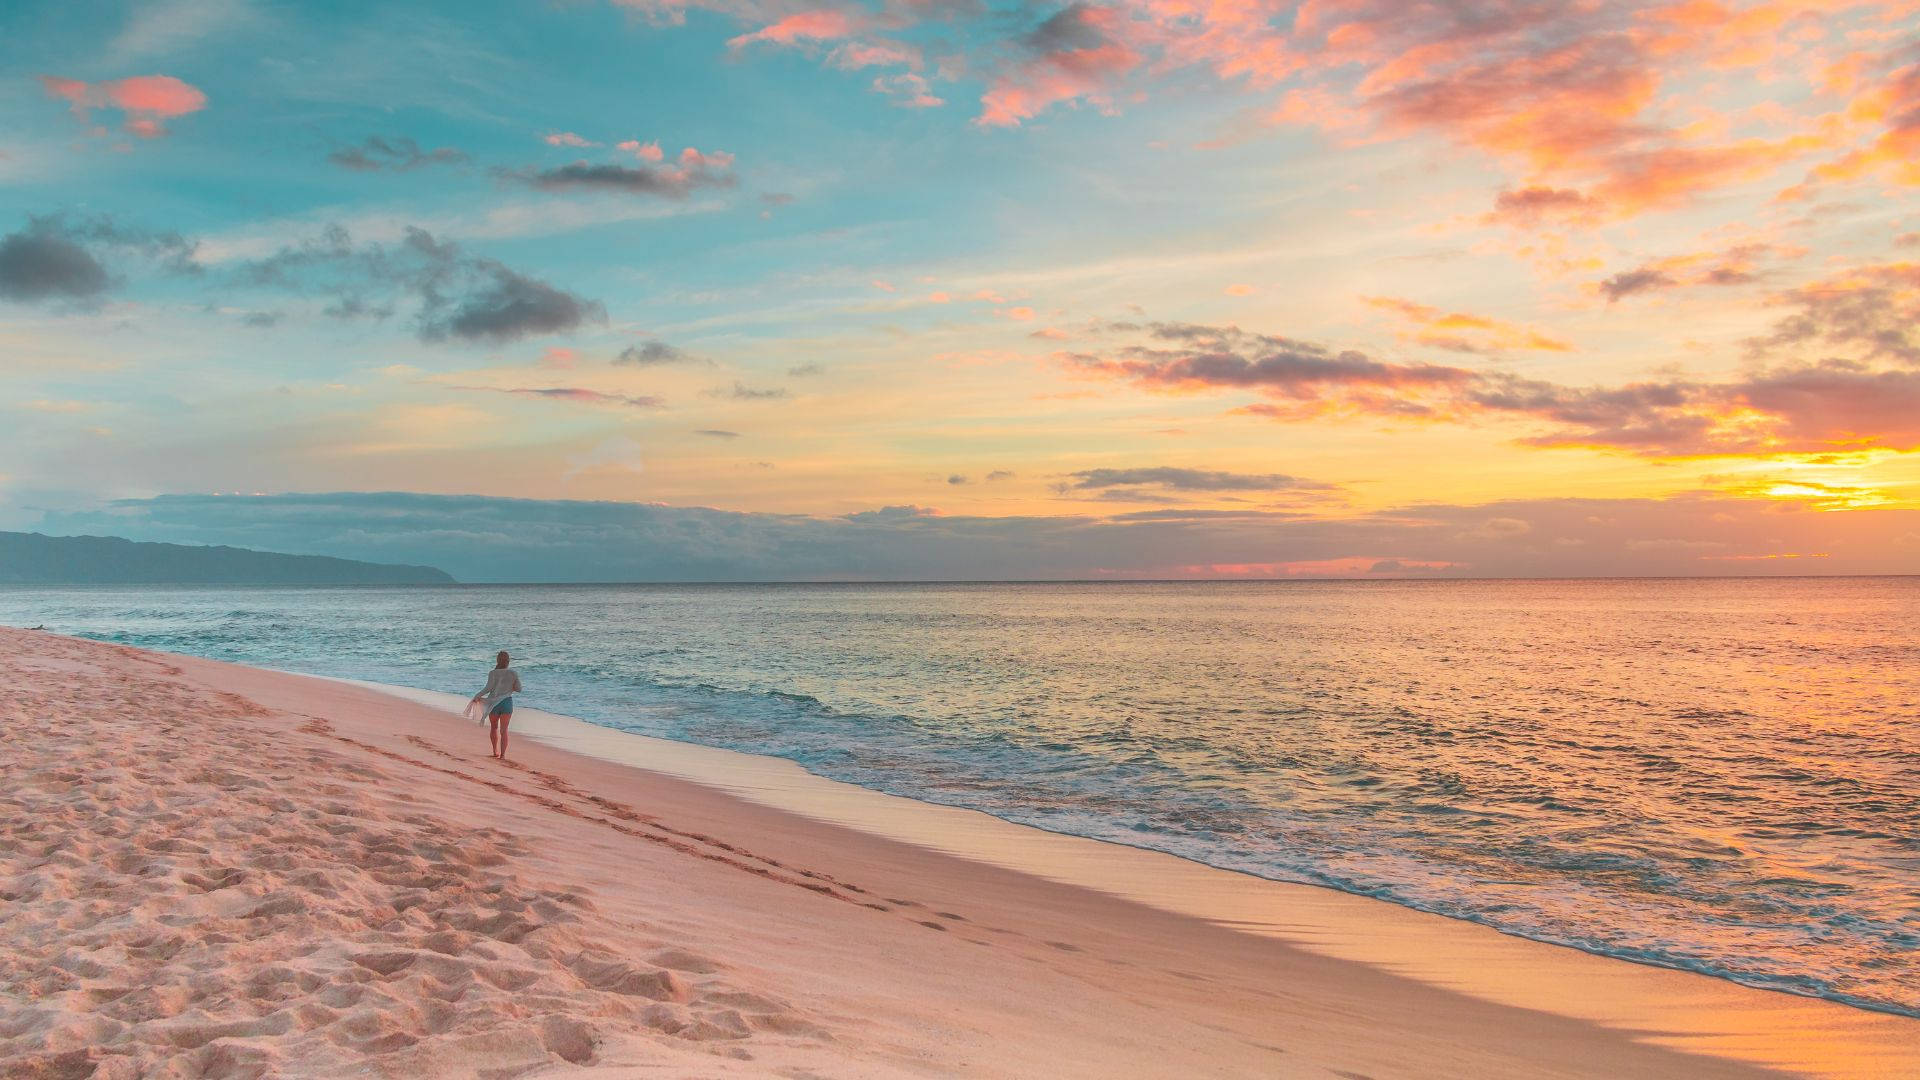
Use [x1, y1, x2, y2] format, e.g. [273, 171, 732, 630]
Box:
[489, 696, 513, 716]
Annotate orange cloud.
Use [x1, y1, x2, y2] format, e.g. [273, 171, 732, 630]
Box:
[1803, 59, 1920, 188]
[1363, 296, 1573, 353]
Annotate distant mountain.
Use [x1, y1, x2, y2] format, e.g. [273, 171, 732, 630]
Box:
[0, 531, 455, 585]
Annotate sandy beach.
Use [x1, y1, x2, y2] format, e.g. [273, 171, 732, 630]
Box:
[3, 627, 1915, 1079]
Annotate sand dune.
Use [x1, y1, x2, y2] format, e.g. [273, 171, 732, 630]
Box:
[2, 628, 1911, 1078]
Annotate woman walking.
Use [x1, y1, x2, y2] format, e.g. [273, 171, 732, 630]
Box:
[472, 650, 522, 760]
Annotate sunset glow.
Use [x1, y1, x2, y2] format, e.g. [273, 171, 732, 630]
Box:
[3, 0, 1918, 578]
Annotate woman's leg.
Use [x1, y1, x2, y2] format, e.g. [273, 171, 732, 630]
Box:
[498, 714, 511, 759]
[488, 714, 501, 757]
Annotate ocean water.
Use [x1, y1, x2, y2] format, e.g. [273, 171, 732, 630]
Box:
[4, 579, 1916, 1016]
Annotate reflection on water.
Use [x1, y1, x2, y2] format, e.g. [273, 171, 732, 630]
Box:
[2, 578, 1916, 1016]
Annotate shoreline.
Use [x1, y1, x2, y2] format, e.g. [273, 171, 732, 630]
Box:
[341, 676, 1913, 1024]
[5, 628, 1916, 1077]
[345, 677, 1920, 1072]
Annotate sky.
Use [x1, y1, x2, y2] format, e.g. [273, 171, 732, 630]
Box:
[3, 0, 1919, 580]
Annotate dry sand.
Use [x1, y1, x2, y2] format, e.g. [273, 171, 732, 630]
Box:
[2, 628, 1915, 1078]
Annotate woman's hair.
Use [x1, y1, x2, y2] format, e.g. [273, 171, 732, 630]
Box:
[496, 650, 510, 667]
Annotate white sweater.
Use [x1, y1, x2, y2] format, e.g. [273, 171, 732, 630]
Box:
[479, 666, 521, 703]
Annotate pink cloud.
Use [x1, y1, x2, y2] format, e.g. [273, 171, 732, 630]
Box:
[728, 9, 862, 49]
[543, 131, 599, 147]
[617, 139, 665, 162]
[40, 73, 206, 138]
[978, 6, 1140, 128]
[678, 147, 734, 169]
[831, 40, 923, 70]
[949, 0, 1905, 218]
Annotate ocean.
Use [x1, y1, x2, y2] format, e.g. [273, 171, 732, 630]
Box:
[4, 578, 1915, 1016]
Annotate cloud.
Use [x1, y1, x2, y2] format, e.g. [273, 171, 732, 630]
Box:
[39, 73, 207, 138]
[1067, 467, 1323, 492]
[421, 268, 601, 344]
[1363, 296, 1572, 353]
[1797, 52, 1920, 192]
[695, 428, 741, 438]
[715, 382, 790, 400]
[455, 385, 665, 408]
[506, 150, 737, 198]
[615, 340, 703, 366]
[1061, 321, 1475, 418]
[1461, 516, 1532, 540]
[843, 504, 940, 523]
[947, 473, 969, 484]
[1067, 318, 1920, 458]
[1596, 267, 1676, 302]
[35, 490, 1920, 582]
[1284, 9, 1821, 219]
[328, 136, 468, 172]
[728, 9, 864, 49]
[616, 139, 664, 162]
[787, 362, 824, 377]
[872, 73, 945, 107]
[977, 4, 1140, 127]
[542, 132, 599, 148]
[0, 215, 198, 303]
[834, 40, 924, 70]
[1595, 243, 1787, 302]
[1483, 187, 1600, 228]
[240, 225, 604, 343]
[1746, 262, 1920, 367]
[985, 469, 1015, 481]
[0, 230, 107, 302]
[618, 0, 1896, 226]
